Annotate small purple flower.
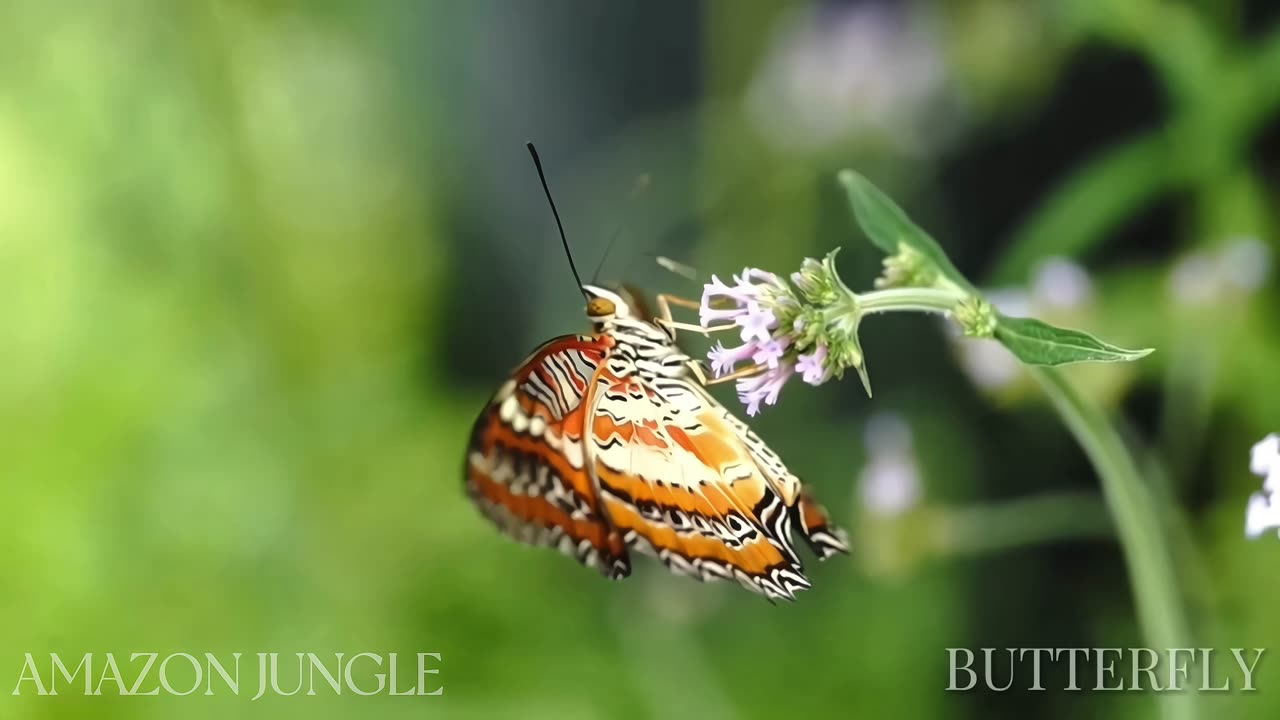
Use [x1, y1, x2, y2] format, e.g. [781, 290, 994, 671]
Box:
[708, 342, 756, 377]
[736, 301, 779, 343]
[795, 344, 830, 385]
[752, 338, 790, 369]
[743, 268, 784, 286]
[736, 365, 795, 416]
[699, 274, 751, 326]
[698, 264, 836, 413]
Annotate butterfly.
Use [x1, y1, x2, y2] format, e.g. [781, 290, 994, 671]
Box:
[463, 282, 850, 601]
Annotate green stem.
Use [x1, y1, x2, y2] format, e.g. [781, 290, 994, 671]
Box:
[1030, 366, 1194, 720]
[857, 287, 962, 316]
[930, 492, 1113, 556]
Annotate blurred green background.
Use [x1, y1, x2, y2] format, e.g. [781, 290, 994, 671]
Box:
[2, 1, 1279, 718]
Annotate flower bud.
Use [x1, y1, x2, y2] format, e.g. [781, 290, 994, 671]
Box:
[953, 297, 998, 338]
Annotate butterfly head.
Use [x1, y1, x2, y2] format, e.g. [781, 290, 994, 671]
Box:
[582, 284, 633, 325]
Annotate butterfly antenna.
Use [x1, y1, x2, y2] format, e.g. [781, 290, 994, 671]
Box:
[527, 142, 589, 300]
[590, 173, 651, 284]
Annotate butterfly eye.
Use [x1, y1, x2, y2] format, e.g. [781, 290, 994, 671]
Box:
[587, 297, 616, 318]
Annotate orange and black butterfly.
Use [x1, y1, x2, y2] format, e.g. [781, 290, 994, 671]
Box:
[463, 145, 848, 601]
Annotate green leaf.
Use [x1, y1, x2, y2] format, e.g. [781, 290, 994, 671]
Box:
[837, 170, 977, 294]
[994, 315, 1154, 365]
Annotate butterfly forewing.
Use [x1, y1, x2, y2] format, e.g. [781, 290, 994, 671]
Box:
[465, 335, 631, 579]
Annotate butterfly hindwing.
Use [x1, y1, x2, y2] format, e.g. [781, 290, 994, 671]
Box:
[691, 384, 851, 560]
[794, 487, 851, 560]
[585, 369, 813, 601]
[465, 335, 631, 579]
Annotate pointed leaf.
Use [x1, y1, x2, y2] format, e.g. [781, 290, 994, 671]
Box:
[837, 170, 977, 294]
[994, 315, 1153, 365]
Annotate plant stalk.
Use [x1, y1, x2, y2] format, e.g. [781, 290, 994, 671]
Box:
[930, 492, 1113, 555]
[858, 287, 961, 316]
[1030, 366, 1193, 720]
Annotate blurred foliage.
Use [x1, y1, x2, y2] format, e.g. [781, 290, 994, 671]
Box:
[1, 1, 1278, 719]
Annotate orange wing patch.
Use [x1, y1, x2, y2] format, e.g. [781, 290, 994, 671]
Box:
[690, 384, 850, 560]
[586, 373, 812, 601]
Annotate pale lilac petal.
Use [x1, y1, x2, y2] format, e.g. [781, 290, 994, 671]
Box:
[735, 365, 794, 416]
[752, 338, 790, 369]
[743, 268, 784, 287]
[761, 365, 793, 405]
[700, 306, 744, 326]
[795, 344, 829, 385]
[700, 274, 751, 321]
[708, 342, 757, 377]
[736, 301, 778, 343]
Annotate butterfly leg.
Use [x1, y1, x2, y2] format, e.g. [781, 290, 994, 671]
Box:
[654, 293, 735, 336]
[703, 364, 766, 386]
[655, 256, 699, 280]
[656, 293, 700, 311]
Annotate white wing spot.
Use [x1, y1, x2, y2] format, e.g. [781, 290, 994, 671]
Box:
[499, 394, 519, 423]
[528, 415, 547, 437]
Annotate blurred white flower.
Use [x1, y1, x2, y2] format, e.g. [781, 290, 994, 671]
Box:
[1246, 433, 1280, 540]
[1169, 238, 1272, 306]
[954, 338, 1021, 391]
[863, 411, 913, 454]
[1246, 493, 1280, 540]
[983, 287, 1033, 318]
[1031, 257, 1093, 310]
[1251, 433, 1280, 488]
[1220, 237, 1272, 293]
[1169, 252, 1222, 305]
[858, 413, 922, 516]
[745, 4, 952, 152]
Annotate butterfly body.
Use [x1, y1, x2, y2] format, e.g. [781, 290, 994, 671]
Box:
[465, 285, 848, 601]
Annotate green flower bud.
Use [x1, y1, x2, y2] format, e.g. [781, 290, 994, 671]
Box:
[953, 297, 998, 338]
[876, 244, 938, 289]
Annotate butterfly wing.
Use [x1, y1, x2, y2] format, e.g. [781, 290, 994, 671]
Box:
[465, 335, 631, 579]
[584, 370, 815, 601]
[689, 385, 851, 560]
[794, 487, 850, 560]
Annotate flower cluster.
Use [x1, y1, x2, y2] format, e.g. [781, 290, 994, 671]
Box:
[1245, 433, 1280, 539]
[700, 253, 865, 415]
